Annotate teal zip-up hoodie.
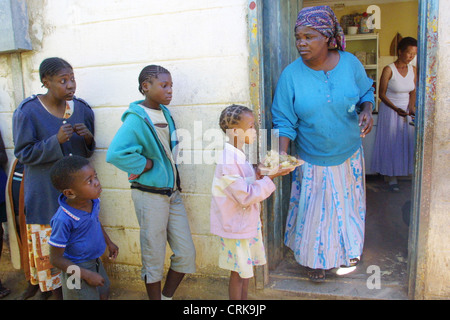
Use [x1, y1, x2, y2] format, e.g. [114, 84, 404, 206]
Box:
[106, 100, 180, 190]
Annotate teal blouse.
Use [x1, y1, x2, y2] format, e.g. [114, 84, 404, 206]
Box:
[271, 51, 374, 166]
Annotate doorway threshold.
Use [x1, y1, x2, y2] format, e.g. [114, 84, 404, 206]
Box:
[267, 253, 409, 300]
[266, 175, 411, 300]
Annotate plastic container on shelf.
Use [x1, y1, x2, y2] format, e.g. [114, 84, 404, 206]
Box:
[360, 13, 371, 34]
[348, 26, 358, 35]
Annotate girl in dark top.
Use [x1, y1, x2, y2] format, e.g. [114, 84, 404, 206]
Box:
[12, 57, 95, 299]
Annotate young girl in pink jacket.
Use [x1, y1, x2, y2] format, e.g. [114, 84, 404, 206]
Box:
[210, 105, 293, 300]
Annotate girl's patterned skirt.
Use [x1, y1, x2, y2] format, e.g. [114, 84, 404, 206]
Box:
[218, 221, 266, 279]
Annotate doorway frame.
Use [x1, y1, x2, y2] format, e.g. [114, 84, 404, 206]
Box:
[248, 0, 440, 299]
[407, 0, 439, 300]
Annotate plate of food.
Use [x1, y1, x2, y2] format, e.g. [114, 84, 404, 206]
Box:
[258, 150, 304, 175]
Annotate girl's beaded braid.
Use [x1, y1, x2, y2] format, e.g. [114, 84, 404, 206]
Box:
[219, 104, 253, 133]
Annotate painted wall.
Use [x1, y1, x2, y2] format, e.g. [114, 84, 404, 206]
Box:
[423, 0, 450, 300]
[0, 0, 251, 280]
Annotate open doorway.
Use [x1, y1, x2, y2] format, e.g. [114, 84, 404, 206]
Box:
[260, 0, 420, 299]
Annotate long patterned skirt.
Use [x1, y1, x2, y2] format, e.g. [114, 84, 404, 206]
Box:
[26, 224, 62, 291]
[284, 147, 366, 270]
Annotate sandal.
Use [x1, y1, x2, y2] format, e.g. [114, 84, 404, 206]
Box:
[340, 256, 361, 268]
[349, 256, 360, 267]
[0, 284, 11, 299]
[389, 184, 400, 193]
[306, 268, 325, 282]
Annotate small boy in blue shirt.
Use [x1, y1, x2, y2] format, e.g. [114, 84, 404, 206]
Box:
[49, 155, 118, 300]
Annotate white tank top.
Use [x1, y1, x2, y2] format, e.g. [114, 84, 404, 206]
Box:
[386, 63, 415, 106]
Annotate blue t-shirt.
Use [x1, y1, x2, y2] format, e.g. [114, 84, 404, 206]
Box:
[271, 51, 375, 166]
[49, 195, 106, 264]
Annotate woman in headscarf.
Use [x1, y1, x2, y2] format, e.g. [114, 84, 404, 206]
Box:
[271, 6, 374, 282]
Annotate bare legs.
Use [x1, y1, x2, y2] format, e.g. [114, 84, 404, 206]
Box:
[146, 270, 251, 300]
[145, 280, 162, 300]
[229, 271, 249, 300]
[145, 269, 185, 300]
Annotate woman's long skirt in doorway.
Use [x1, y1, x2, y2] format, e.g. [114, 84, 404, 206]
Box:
[284, 147, 366, 270]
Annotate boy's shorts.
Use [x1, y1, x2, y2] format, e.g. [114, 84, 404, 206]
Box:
[131, 189, 196, 283]
[61, 258, 110, 300]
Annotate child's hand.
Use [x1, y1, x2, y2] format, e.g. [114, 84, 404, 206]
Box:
[73, 123, 92, 137]
[129, 159, 153, 180]
[396, 108, 408, 117]
[255, 165, 263, 180]
[57, 123, 74, 144]
[108, 242, 119, 261]
[83, 269, 105, 287]
[268, 166, 295, 180]
[73, 123, 94, 145]
[128, 173, 141, 181]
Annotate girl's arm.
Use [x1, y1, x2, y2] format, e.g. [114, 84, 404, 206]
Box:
[218, 164, 276, 208]
[106, 116, 149, 175]
[73, 123, 94, 148]
[49, 246, 105, 287]
[76, 103, 96, 157]
[267, 166, 295, 180]
[128, 159, 153, 181]
[12, 109, 64, 166]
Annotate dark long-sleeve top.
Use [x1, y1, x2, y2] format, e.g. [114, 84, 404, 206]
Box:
[12, 95, 95, 224]
[0, 130, 8, 204]
[0, 130, 8, 166]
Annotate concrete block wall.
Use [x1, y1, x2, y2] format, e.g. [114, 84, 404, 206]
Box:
[0, 0, 251, 280]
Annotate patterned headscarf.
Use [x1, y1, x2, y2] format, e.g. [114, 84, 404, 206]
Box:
[295, 5, 346, 51]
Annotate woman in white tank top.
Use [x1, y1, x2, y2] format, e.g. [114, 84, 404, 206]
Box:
[371, 37, 417, 192]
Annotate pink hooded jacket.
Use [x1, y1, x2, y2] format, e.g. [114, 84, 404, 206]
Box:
[210, 143, 276, 239]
